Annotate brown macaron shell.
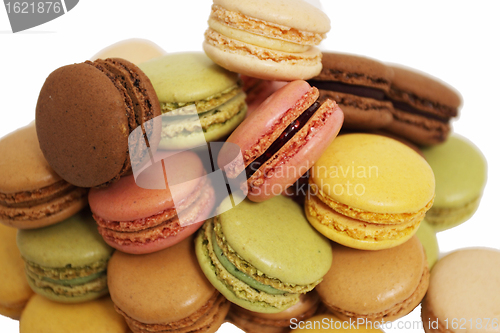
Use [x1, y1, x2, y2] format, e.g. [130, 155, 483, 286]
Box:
[36, 58, 160, 188]
[316, 236, 429, 322]
[228, 292, 320, 333]
[0, 123, 87, 229]
[385, 65, 461, 146]
[107, 236, 229, 333]
[309, 52, 394, 129]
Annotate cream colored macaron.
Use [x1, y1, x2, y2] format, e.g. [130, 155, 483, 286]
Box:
[91, 38, 166, 64]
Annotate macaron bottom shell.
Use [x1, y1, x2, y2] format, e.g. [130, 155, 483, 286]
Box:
[425, 195, 481, 232]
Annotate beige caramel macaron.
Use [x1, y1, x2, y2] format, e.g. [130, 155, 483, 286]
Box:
[316, 236, 429, 323]
[108, 236, 229, 333]
[91, 38, 166, 64]
[0, 123, 87, 229]
[421, 248, 500, 333]
[0, 223, 33, 319]
[227, 292, 321, 333]
[20, 295, 128, 333]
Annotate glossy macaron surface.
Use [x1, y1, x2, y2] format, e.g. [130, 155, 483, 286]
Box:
[311, 133, 434, 214]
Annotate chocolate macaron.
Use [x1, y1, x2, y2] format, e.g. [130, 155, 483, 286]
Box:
[0, 123, 87, 229]
[108, 236, 230, 333]
[36, 58, 161, 188]
[384, 65, 461, 146]
[308, 52, 394, 130]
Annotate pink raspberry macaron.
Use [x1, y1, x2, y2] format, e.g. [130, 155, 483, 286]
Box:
[89, 151, 215, 254]
[218, 80, 344, 202]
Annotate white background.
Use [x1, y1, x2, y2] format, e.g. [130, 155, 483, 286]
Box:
[1, 1, 499, 332]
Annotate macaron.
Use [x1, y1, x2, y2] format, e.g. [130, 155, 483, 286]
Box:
[91, 38, 167, 64]
[316, 236, 429, 323]
[421, 248, 500, 333]
[308, 52, 394, 130]
[195, 195, 332, 313]
[384, 65, 461, 146]
[306, 133, 435, 250]
[228, 292, 320, 333]
[17, 210, 114, 303]
[36, 57, 161, 188]
[20, 295, 128, 333]
[89, 150, 215, 254]
[203, 0, 331, 80]
[219, 80, 344, 202]
[139, 52, 247, 149]
[416, 219, 439, 269]
[289, 313, 384, 332]
[0, 122, 88, 229]
[241, 75, 287, 116]
[107, 236, 230, 333]
[0, 223, 33, 319]
[421, 134, 487, 231]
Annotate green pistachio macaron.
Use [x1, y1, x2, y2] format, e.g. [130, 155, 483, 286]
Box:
[139, 52, 247, 149]
[17, 210, 114, 303]
[422, 134, 487, 231]
[416, 219, 439, 268]
[195, 195, 332, 314]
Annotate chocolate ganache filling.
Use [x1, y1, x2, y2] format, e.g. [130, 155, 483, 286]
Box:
[245, 101, 321, 179]
[308, 80, 386, 100]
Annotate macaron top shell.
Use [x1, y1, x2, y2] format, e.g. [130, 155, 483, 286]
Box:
[422, 134, 487, 208]
[425, 248, 500, 333]
[36, 63, 130, 187]
[139, 52, 239, 103]
[20, 295, 128, 333]
[17, 211, 113, 268]
[219, 80, 312, 171]
[0, 122, 61, 193]
[107, 236, 215, 324]
[90, 38, 166, 64]
[218, 195, 332, 285]
[316, 236, 426, 315]
[89, 151, 204, 221]
[311, 133, 435, 214]
[313, 52, 394, 91]
[213, 0, 331, 34]
[390, 65, 462, 111]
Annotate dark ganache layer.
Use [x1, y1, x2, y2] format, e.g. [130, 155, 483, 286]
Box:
[308, 80, 386, 100]
[245, 101, 321, 179]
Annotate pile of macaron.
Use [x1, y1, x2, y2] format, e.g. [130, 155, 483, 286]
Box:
[0, 0, 496, 333]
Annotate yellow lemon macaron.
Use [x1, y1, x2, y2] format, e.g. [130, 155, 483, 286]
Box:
[306, 133, 435, 250]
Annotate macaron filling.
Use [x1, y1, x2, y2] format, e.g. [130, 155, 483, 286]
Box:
[209, 4, 325, 46]
[308, 80, 386, 100]
[388, 87, 458, 119]
[211, 229, 286, 296]
[389, 99, 451, 123]
[245, 100, 321, 178]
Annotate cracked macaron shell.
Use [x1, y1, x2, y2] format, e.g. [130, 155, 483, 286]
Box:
[107, 236, 216, 325]
[217, 195, 332, 286]
[316, 236, 428, 320]
[17, 211, 113, 269]
[139, 52, 240, 107]
[311, 133, 435, 215]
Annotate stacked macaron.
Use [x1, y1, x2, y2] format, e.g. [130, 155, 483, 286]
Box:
[1, 1, 494, 333]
